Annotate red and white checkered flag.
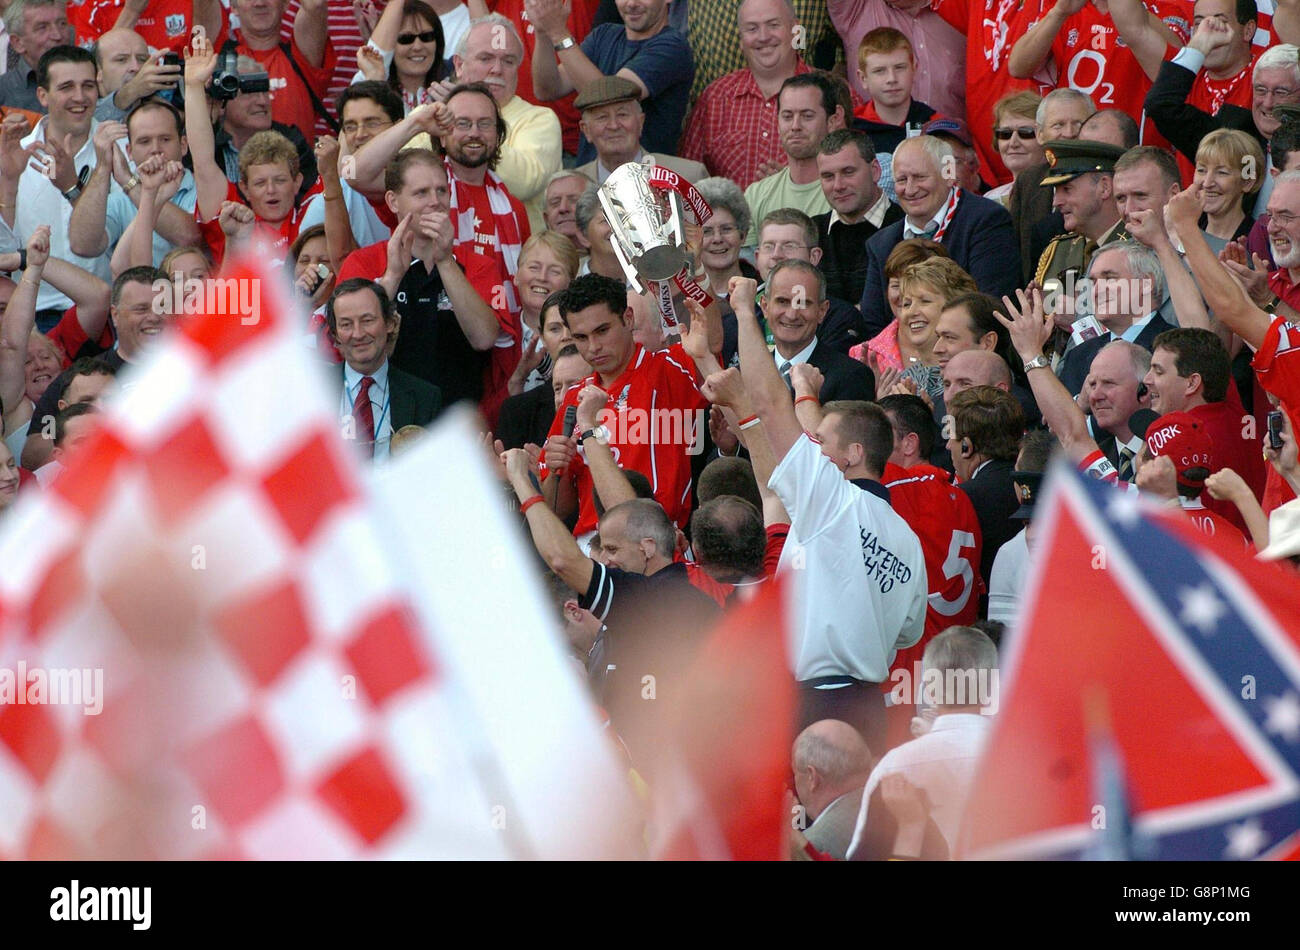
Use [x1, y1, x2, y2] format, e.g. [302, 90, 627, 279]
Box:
[0, 255, 639, 859]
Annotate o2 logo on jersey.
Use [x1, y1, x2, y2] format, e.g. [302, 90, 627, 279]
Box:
[1067, 50, 1115, 105]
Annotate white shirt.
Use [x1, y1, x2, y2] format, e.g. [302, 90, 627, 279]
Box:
[341, 361, 393, 461]
[769, 434, 928, 682]
[439, 4, 472, 61]
[903, 189, 954, 240]
[17, 118, 112, 312]
[1119, 311, 1159, 344]
[848, 712, 993, 858]
[987, 528, 1029, 627]
[774, 336, 818, 371]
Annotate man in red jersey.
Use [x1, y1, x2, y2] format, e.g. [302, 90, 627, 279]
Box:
[542, 273, 719, 541]
[1009, 0, 1190, 148]
[84, 0, 226, 54]
[922, 0, 1057, 183]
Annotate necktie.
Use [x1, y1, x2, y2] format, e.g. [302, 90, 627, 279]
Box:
[779, 361, 794, 393]
[921, 223, 939, 240]
[353, 375, 375, 458]
[1117, 445, 1135, 482]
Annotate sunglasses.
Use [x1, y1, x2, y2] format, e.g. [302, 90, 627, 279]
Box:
[397, 30, 439, 45]
[995, 126, 1037, 141]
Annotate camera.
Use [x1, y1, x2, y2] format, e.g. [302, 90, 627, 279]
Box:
[208, 43, 270, 101]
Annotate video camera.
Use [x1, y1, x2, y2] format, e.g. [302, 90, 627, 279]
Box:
[208, 41, 270, 101]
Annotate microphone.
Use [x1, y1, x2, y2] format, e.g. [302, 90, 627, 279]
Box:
[1127, 408, 1160, 442]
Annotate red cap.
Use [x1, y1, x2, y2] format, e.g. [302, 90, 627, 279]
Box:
[1144, 412, 1214, 489]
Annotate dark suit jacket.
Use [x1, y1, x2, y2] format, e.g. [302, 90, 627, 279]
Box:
[960, 457, 1020, 587]
[497, 382, 555, 450]
[860, 192, 1023, 339]
[340, 363, 442, 432]
[1145, 60, 1264, 167]
[806, 339, 876, 402]
[1008, 163, 1061, 286]
[1057, 314, 1174, 397]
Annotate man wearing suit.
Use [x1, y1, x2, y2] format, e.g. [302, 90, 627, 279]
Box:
[947, 385, 1024, 592]
[1057, 243, 1173, 397]
[768, 259, 875, 403]
[859, 136, 1021, 340]
[329, 278, 441, 462]
[572, 76, 708, 185]
[793, 719, 874, 861]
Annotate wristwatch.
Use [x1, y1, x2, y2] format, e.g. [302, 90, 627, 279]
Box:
[1023, 354, 1051, 372]
[124, 174, 141, 194]
[62, 164, 91, 204]
[578, 425, 609, 445]
[554, 35, 576, 52]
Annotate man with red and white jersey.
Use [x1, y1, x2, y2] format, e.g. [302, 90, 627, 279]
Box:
[83, 0, 226, 54]
[876, 395, 984, 648]
[1139, 411, 1249, 544]
[542, 274, 718, 541]
[922, 0, 1057, 183]
[1009, 0, 1190, 148]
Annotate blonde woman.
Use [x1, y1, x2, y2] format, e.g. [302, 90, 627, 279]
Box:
[1193, 128, 1266, 255]
[510, 231, 580, 395]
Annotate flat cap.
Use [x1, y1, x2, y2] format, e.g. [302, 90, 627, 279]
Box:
[1040, 139, 1127, 186]
[574, 75, 641, 111]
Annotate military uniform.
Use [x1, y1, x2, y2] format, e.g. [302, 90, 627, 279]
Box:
[1033, 140, 1130, 291]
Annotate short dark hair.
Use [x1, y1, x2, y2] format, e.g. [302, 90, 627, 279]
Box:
[949, 386, 1025, 461]
[593, 468, 654, 518]
[819, 128, 876, 165]
[1084, 109, 1140, 149]
[54, 401, 96, 447]
[384, 148, 444, 195]
[112, 265, 166, 306]
[67, 356, 118, 383]
[1272, 120, 1300, 171]
[326, 277, 396, 339]
[337, 80, 405, 127]
[559, 274, 627, 327]
[822, 400, 894, 476]
[942, 292, 1019, 375]
[690, 496, 766, 580]
[777, 70, 850, 123]
[444, 81, 508, 170]
[1114, 145, 1181, 190]
[125, 95, 185, 140]
[1152, 327, 1231, 403]
[697, 456, 762, 510]
[1234, 0, 1258, 25]
[878, 393, 937, 460]
[1016, 428, 1058, 472]
[555, 342, 582, 360]
[37, 45, 96, 89]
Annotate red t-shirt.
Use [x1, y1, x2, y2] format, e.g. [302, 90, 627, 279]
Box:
[236, 33, 337, 143]
[46, 306, 115, 366]
[198, 181, 310, 269]
[882, 462, 984, 678]
[1187, 397, 1267, 532]
[544, 343, 708, 536]
[84, 0, 229, 53]
[1048, 1, 1191, 150]
[933, 0, 1054, 184]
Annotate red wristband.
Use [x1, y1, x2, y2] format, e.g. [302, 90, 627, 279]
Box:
[519, 494, 545, 515]
[736, 413, 759, 428]
[795, 395, 819, 406]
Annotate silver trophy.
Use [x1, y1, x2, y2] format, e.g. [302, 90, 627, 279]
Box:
[597, 160, 688, 294]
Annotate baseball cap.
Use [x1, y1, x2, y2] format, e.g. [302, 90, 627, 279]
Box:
[1144, 412, 1214, 490]
[1010, 469, 1043, 520]
[922, 116, 973, 148]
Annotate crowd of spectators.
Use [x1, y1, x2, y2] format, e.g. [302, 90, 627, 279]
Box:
[5, 0, 1300, 858]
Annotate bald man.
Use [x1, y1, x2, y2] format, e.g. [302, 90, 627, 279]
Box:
[792, 719, 874, 860]
[942, 350, 1012, 405]
[95, 28, 180, 121]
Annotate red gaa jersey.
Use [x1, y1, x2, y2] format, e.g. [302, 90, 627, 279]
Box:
[882, 462, 984, 679]
[545, 343, 708, 536]
[198, 181, 311, 269]
[84, 0, 229, 53]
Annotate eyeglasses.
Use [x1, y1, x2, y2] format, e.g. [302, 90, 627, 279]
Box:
[701, 224, 738, 238]
[341, 117, 392, 135]
[397, 30, 439, 45]
[453, 117, 497, 133]
[758, 241, 807, 254]
[1254, 84, 1299, 100]
[995, 126, 1037, 141]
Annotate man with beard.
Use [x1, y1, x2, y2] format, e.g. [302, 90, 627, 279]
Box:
[437, 80, 532, 422]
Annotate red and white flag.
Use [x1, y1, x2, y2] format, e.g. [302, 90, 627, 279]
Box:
[0, 254, 639, 859]
[960, 464, 1300, 860]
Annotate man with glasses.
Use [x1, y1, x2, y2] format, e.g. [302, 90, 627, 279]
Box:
[812, 129, 902, 308]
[572, 75, 705, 185]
